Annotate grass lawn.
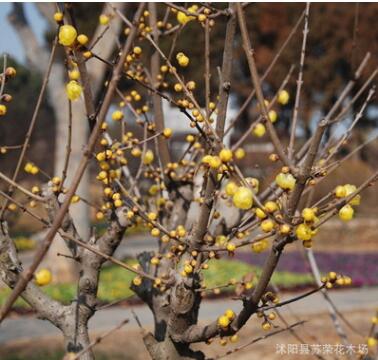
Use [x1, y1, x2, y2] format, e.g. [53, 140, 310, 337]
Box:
[0, 258, 313, 309]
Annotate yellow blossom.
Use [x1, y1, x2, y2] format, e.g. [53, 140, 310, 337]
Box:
[58, 25, 77, 46]
[66, 80, 82, 101]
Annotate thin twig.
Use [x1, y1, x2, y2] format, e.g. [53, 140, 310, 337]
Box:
[0, 172, 44, 201]
[236, 3, 294, 171]
[61, 99, 72, 187]
[224, 9, 305, 136]
[0, 38, 58, 218]
[0, 54, 8, 98]
[71, 318, 129, 360]
[60, 231, 160, 282]
[259, 284, 325, 312]
[213, 321, 306, 359]
[288, 3, 310, 159]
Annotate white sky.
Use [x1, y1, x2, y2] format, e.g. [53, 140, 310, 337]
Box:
[0, 3, 48, 63]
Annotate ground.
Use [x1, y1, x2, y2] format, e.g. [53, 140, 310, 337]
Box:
[1, 287, 377, 359]
[2, 308, 374, 359]
[2, 220, 376, 359]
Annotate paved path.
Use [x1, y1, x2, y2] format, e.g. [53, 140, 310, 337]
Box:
[1, 287, 377, 345]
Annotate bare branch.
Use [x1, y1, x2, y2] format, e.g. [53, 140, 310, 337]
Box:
[0, 37, 58, 217]
[213, 321, 306, 359]
[70, 318, 129, 360]
[236, 3, 294, 171]
[0, 222, 69, 328]
[288, 3, 310, 159]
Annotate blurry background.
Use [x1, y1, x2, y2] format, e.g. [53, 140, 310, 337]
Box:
[0, 3, 377, 359]
[0, 2, 377, 229]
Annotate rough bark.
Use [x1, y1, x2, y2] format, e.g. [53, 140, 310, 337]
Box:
[0, 221, 70, 330]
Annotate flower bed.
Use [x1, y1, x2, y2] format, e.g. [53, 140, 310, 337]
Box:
[235, 251, 378, 287]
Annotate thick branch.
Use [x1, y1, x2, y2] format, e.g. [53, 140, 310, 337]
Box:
[0, 222, 69, 328]
[190, 5, 236, 250]
[215, 6, 236, 141]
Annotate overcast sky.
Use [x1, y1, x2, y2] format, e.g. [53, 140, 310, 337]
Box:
[0, 3, 48, 64]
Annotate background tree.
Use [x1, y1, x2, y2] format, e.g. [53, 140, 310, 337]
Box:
[0, 3, 377, 360]
[5, 2, 125, 281]
[235, 3, 378, 144]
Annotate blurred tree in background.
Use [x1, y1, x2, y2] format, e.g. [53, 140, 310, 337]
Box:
[0, 4, 377, 358]
[1, 2, 377, 219]
[2, 3, 376, 172]
[2, 2, 124, 281]
[0, 57, 54, 175]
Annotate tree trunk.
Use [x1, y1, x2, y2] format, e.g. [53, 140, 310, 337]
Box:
[63, 322, 94, 360]
[144, 333, 205, 360]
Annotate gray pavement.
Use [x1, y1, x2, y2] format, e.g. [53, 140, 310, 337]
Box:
[1, 287, 377, 345]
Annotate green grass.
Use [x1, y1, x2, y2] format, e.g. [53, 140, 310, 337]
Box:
[0, 258, 312, 309]
[202, 258, 312, 289]
[11, 225, 149, 252]
[13, 236, 37, 252]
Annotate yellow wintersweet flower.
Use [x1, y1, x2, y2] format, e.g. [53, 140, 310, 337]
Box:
[177, 6, 197, 25]
[66, 80, 82, 101]
[143, 150, 154, 165]
[58, 25, 77, 46]
[277, 90, 290, 105]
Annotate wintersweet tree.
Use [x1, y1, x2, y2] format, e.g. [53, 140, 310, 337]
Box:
[0, 3, 377, 360]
